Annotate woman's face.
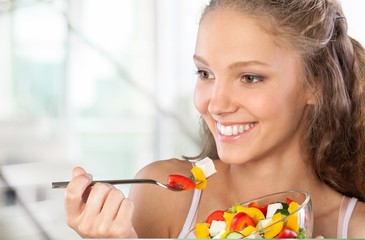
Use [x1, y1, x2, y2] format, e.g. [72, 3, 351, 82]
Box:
[194, 9, 313, 165]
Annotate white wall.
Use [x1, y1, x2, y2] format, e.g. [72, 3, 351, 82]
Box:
[341, 0, 365, 45]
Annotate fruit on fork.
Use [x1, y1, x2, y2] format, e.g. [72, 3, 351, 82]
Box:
[52, 157, 217, 191]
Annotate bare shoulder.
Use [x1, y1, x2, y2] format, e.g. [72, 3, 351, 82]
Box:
[134, 158, 193, 181]
[348, 199, 365, 238]
[128, 158, 194, 238]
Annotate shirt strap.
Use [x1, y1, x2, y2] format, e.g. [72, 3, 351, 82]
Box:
[337, 196, 358, 238]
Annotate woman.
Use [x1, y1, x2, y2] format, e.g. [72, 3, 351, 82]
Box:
[65, 0, 365, 238]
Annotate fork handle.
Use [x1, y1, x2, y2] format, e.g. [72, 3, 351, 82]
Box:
[52, 179, 158, 189]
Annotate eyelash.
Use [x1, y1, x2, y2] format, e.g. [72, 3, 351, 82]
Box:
[196, 70, 214, 80]
[196, 70, 264, 84]
[241, 74, 264, 84]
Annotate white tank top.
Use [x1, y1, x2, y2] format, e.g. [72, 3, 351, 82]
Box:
[177, 189, 202, 238]
[337, 196, 358, 238]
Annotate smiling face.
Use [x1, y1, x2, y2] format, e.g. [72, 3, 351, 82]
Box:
[194, 9, 313, 165]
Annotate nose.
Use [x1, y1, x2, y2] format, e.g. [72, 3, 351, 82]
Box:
[208, 80, 238, 116]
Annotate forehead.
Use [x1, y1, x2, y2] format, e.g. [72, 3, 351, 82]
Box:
[195, 9, 300, 68]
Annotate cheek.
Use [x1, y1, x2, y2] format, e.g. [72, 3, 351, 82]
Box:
[243, 93, 276, 118]
[242, 87, 296, 120]
[257, 86, 306, 120]
[194, 82, 210, 114]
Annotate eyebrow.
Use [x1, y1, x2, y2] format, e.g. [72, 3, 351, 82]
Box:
[193, 55, 270, 69]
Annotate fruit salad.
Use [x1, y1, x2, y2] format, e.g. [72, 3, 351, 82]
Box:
[195, 197, 306, 239]
[167, 157, 217, 191]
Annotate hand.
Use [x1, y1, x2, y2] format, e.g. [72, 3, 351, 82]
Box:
[65, 167, 138, 238]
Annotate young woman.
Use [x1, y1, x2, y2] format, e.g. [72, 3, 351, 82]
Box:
[64, 0, 365, 238]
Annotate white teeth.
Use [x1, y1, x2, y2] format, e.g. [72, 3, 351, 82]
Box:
[225, 126, 232, 136]
[217, 123, 255, 136]
[220, 124, 225, 135]
[221, 125, 232, 136]
[239, 125, 244, 133]
[232, 125, 238, 135]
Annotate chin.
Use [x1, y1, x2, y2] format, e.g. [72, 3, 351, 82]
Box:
[217, 151, 248, 165]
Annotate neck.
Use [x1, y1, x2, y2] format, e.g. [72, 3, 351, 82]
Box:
[220, 154, 322, 203]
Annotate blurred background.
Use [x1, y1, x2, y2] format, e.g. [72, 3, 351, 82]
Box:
[0, 0, 364, 239]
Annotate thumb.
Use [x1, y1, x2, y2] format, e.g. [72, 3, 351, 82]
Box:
[72, 166, 88, 178]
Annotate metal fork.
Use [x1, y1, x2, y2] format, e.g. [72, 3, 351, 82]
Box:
[52, 178, 185, 191]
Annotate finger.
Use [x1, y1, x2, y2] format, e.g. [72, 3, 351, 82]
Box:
[65, 172, 93, 219]
[71, 167, 92, 202]
[82, 183, 114, 218]
[115, 197, 135, 225]
[108, 198, 135, 237]
[90, 189, 126, 237]
[100, 188, 125, 220]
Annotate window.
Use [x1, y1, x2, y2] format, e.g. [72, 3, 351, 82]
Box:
[0, 0, 207, 182]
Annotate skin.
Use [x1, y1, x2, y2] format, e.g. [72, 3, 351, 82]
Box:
[65, 8, 365, 238]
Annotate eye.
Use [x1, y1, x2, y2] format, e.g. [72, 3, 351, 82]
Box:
[241, 74, 264, 84]
[196, 70, 215, 80]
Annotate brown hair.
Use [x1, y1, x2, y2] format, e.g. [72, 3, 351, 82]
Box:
[189, 0, 365, 201]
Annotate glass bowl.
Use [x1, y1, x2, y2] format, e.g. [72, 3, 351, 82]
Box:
[189, 190, 313, 239]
